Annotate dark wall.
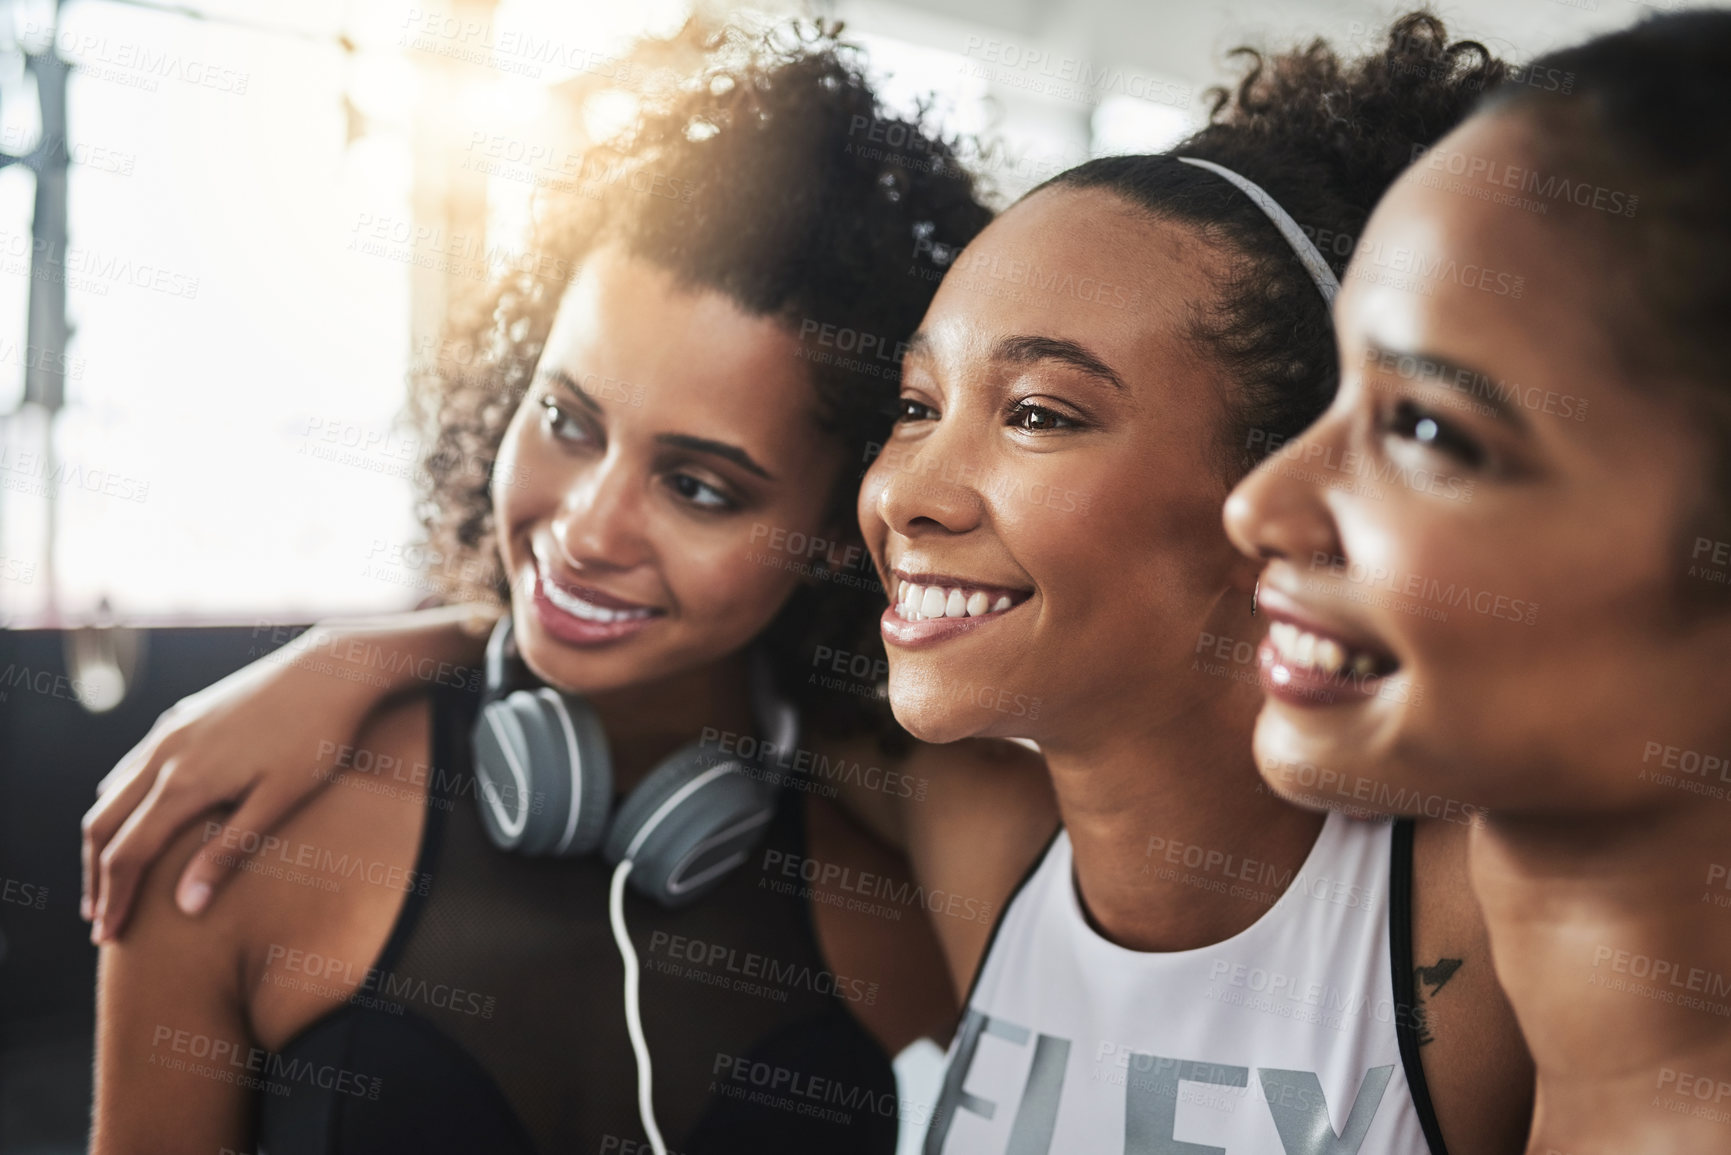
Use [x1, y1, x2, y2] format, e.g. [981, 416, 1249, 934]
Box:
[0, 625, 304, 1155]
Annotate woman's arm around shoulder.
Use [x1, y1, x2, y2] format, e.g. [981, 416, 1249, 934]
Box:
[92, 693, 437, 1154]
[83, 604, 495, 940]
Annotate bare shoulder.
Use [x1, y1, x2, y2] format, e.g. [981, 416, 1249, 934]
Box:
[220, 692, 436, 1049]
[801, 792, 958, 1054]
[1408, 817, 1534, 1155]
[893, 737, 1058, 996]
[93, 810, 256, 1152]
[92, 693, 433, 1152]
[753, 723, 1056, 1000]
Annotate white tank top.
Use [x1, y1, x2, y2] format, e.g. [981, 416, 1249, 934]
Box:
[923, 811, 1440, 1155]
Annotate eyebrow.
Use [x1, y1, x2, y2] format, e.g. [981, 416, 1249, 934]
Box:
[995, 334, 1126, 390]
[902, 330, 1127, 390]
[542, 368, 601, 413]
[656, 434, 775, 481]
[1362, 342, 1526, 428]
[542, 367, 776, 480]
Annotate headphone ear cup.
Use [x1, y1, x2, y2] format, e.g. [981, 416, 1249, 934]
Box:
[473, 689, 611, 855]
[603, 749, 779, 908]
[472, 693, 538, 852]
[530, 688, 612, 856]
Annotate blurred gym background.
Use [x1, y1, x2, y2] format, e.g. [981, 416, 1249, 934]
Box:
[0, 0, 1699, 1150]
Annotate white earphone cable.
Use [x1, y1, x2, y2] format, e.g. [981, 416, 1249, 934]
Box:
[609, 859, 668, 1155]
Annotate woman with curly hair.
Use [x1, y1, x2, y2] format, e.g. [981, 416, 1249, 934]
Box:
[89, 12, 1540, 1155]
[89, 24, 998, 1155]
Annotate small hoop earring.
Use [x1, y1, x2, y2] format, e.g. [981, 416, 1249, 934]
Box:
[1252, 578, 1260, 618]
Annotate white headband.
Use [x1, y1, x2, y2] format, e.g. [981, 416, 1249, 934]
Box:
[1177, 157, 1340, 305]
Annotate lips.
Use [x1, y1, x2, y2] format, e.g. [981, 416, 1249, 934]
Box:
[1254, 589, 1400, 708]
[1266, 620, 1385, 679]
[880, 569, 1032, 647]
[540, 574, 656, 622]
[891, 575, 1026, 622]
[529, 551, 663, 648]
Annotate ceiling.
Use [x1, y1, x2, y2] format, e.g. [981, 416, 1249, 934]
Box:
[832, 0, 1726, 94]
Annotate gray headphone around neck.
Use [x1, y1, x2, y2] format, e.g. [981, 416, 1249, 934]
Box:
[470, 617, 795, 907]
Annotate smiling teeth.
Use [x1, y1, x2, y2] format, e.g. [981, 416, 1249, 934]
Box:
[542, 579, 654, 623]
[1268, 621, 1378, 677]
[894, 581, 1017, 622]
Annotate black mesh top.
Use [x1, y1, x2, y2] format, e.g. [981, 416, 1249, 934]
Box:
[256, 681, 900, 1154]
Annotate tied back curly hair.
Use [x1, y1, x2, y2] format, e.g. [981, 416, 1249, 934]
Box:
[1039, 11, 1507, 483]
[410, 20, 991, 738]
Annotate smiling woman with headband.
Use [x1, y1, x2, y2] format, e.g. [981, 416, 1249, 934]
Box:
[1225, 11, 1731, 1153]
[859, 16, 1531, 1151]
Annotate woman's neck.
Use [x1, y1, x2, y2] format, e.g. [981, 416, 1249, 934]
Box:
[1470, 805, 1731, 1155]
[1038, 679, 1328, 953]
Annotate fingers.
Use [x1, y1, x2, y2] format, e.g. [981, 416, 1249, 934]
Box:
[85, 705, 186, 916]
[81, 754, 165, 924]
[94, 732, 155, 798]
[173, 778, 308, 921]
[91, 762, 237, 944]
[94, 704, 179, 797]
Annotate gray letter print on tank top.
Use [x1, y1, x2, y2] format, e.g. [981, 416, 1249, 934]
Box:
[1257, 1066, 1393, 1155]
[923, 1011, 1071, 1155]
[1125, 1054, 1249, 1155]
[924, 1013, 1394, 1154]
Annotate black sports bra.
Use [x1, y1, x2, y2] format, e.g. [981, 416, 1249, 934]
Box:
[256, 682, 899, 1154]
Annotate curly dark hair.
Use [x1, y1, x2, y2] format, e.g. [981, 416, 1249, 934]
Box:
[409, 20, 991, 738]
[1479, 11, 1731, 507]
[1037, 11, 1507, 482]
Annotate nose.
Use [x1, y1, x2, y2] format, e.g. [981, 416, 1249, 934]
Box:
[1223, 416, 1347, 570]
[550, 450, 651, 573]
[866, 421, 987, 543]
